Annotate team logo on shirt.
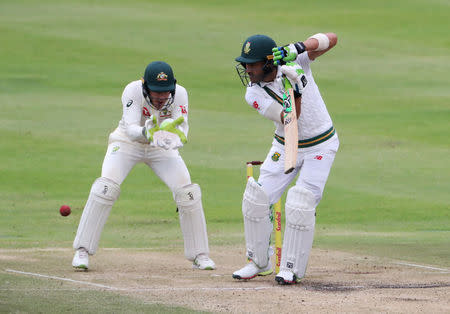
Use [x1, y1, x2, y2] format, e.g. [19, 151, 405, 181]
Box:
[156, 72, 168, 81]
[160, 108, 172, 118]
[271, 152, 281, 162]
[142, 107, 151, 117]
[244, 41, 251, 54]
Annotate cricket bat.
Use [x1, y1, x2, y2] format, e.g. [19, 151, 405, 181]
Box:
[282, 77, 298, 174]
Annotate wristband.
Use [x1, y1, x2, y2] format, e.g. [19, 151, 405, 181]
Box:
[294, 42, 306, 54]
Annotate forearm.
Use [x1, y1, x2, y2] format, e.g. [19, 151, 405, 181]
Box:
[126, 123, 147, 142]
[303, 33, 336, 50]
[291, 33, 338, 60]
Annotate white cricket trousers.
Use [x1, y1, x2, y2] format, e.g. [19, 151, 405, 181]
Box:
[101, 141, 191, 192]
[259, 135, 339, 206]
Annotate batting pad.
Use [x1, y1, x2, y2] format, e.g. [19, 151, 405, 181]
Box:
[242, 177, 273, 268]
[280, 185, 316, 279]
[175, 184, 209, 261]
[73, 177, 120, 254]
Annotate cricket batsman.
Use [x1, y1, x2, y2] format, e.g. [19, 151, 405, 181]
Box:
[232, 33, 339, 284]
[72, 61, 215, 271]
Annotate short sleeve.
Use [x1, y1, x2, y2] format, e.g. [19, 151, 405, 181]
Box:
[245, 87, 276, 116]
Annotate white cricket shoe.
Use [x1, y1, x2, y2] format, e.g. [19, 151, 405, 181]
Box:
[275, 270, 300, 285]
[72, 248, 89, 270]
[193, 254, 216, 270]
[232, 261, 273, 280]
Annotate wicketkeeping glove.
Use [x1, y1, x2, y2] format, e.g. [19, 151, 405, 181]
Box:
[159, 117, 187, 144]
[143, 115, 160, 142]
[272, 42, 306, 66]
[151, 130, 183, 150]
[280, 62, 308, 97]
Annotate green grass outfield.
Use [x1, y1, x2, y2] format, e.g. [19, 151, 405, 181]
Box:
[1, 0, 449, 311]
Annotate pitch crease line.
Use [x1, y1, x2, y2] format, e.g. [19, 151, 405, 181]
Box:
[5, 269, 120, 290]
[5, 269, 273, 291]
[393, 262, 449, 272]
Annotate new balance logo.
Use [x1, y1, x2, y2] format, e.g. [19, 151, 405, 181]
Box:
[314, 155, 323, 160]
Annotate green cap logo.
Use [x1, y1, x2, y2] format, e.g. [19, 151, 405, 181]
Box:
[244, 41, 251, 54]
[156, 72, 168, 81]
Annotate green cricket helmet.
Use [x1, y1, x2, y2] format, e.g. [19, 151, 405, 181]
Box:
[142, 61, 177, 110]
[143, 61, 176, 92]
[235, 34, 277, 64]
[235, 35, 277, 86]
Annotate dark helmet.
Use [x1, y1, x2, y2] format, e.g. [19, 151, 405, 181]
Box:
[142, 61, 177, 110]
[143, 61, 176, 93]
[235, 35, 277, 86]
[235, 34, 277, 64]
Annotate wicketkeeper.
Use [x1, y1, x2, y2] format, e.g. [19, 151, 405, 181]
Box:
[72, 61, 215, 271]
[233, 33, 339, 284]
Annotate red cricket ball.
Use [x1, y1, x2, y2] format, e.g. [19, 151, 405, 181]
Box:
[60, 205, 71, 216]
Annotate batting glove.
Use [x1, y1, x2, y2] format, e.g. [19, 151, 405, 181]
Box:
[280, 62, 308, 97]
[143, 115, 160, 142]
[160, 117, 187, 144]
[272, 42, 306, 66]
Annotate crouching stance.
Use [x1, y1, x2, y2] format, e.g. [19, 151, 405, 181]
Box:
[232, 33, 339, 284]
[72, 61, 215, 271]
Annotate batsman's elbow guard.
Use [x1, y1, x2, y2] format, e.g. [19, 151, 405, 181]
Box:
[308, 33, 330, 51]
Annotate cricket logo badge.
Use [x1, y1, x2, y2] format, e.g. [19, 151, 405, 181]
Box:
[112, 146, 120, 154]
[272, 152, 281, 162]
[160, 108, 172, 118]
[156, 72, 168, 81]
[244, 41, 251, 54]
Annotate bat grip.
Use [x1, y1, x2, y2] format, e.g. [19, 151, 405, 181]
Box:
[282, 75, 293, 90]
